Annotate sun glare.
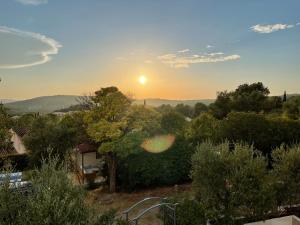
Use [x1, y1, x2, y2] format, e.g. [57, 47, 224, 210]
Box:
[138, 75, 147, 85]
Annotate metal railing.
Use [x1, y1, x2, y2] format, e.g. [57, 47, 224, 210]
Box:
[123, 197, 178, 225]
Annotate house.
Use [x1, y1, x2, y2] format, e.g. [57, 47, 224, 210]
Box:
[74, 143, 103, 184]
[0, 128, 27, 157]
[245, 215, 300, 225]
[10, 128, 27, 155]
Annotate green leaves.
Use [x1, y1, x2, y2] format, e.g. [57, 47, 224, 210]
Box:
[23, 115, 77, 167]
[87, 120, 125, 143]
[272, 145, 300, 207]
[191, 142, 275, 223]
[0, 105, 14, 153]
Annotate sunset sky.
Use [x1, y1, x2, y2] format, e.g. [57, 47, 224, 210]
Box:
[0, 0, 299, 100]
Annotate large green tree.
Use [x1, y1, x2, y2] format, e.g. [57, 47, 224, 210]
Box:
[23, 115, 77, 167]
[209, 82, 271, 118]
[86, 87, 162, 192]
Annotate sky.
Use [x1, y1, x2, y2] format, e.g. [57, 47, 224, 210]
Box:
[0, 0, 299, 100]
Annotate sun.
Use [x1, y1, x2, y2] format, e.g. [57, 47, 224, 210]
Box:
[138, 75, 147, 85]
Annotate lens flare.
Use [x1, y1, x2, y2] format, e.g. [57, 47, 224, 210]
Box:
[141, 134, 175, 153]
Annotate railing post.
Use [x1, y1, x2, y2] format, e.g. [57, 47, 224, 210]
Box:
[174, 204, 178, 225]
[163, 205, 166, 225]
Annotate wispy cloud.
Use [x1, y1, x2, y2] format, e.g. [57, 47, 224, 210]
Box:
[178, 49, 190, 53]
[0, 26, 62, 69]
[206, 45, 214, 49]
[158, 51, 240, 69]
[251, 23, 294, 34]
[16, 0, 48, 5]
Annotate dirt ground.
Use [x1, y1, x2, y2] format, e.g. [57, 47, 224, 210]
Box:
[86, 184, 191, 225]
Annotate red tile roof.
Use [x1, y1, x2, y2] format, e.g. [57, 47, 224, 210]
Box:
[76, 143, 97, 154]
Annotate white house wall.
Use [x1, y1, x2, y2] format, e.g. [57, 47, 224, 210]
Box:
[76, 152, 101, 169]
[10, 130, 26, 154]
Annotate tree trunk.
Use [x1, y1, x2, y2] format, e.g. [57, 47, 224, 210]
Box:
[107, 152, 117, 193]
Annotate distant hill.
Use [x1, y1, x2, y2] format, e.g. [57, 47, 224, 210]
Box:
[4, 95, 214, 114]
[0, 99, 17, 104]
[5, 95, 80, 114]
[133, 98, 214, 107]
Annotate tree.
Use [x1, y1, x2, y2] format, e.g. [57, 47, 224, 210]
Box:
[23, 115, 77, 167]
[85, 87, 131, 192]
[209, 91, 232, 119]
[191, 142, 275, 224]
[175, 104, 194, 118]
[283, 91, 287, 102]
[194, 102, 208, 117]
[219, 112, 273, 154]
[60, 112, 91, 145]
[231, 82, 270, 112]
[283, 96, 300, 119]
[161, 111, 187, 135]
[156, 104, 174, 114]
[209, 83, 271, 118]
[186, 113, 220, 145]
[262, 96, 282, 113]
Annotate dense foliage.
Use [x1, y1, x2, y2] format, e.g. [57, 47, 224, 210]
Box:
[0, 105, 13, 153]
[191, 142, 300, 224]
[23, 115, 77, 167]
[0, 158, 128, 225]
[117, 137, 193, 191]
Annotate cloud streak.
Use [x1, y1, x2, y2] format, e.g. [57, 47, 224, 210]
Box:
[16, 0, 48, 5]
[0, 26, 62, 69]
[178, 49, 190, 53]
[251, 23, 294, 33]
[158, 51, 240, 68]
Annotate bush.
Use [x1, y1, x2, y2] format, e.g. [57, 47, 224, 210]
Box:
[187, 113, 220, 145]
[191, 142, 275, 224]
[117, 137, 193, 191]
[0, 157, 128, 225]
[217, 112, 300, 155]
[272, 145, 300, 207]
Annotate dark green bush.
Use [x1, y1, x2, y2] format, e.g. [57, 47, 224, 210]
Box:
[215, 112, 300, 155]
[117, 137, 193, 191]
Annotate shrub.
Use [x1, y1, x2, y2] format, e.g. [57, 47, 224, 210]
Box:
[272, 145, 300, 207]
[0, 172, 27, 225]
[117, 137, 193, 191]
[0, 157, 128, 225]
[217, 112, 300, 155]
[191, 142, 275, 224]
[187, 113, 220, 145]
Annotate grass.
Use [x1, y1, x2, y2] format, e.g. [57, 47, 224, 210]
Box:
[86, 184, 191, 225]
